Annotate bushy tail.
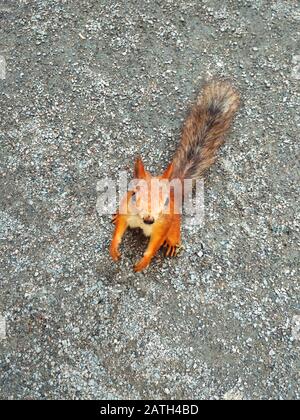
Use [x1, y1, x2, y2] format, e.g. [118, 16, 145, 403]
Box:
[172, 80, 240, 180]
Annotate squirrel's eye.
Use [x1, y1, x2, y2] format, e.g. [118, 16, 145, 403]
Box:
[131, 192, 137, 202]
[165, 197, 170, 207]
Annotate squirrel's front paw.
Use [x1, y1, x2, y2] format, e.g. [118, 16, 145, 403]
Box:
[163, 241, 181, 257]
[110, 244, 121, 261]
[134, 256, 150, 272]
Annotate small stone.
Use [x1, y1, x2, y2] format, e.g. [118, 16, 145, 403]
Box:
[0, 315, 6, 340]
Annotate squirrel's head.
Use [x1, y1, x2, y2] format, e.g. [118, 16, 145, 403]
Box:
[125, 158, 174, 226]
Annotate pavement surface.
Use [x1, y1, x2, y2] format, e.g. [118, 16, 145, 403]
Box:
[0, 0, 299, 400]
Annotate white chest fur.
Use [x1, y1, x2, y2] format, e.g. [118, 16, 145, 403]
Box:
[127, 215, 153, 237]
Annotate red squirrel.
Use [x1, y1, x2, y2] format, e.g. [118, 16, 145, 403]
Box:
[110, 80, 240, 272]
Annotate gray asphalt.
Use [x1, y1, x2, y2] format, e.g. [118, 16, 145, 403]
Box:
[0, 0, 299, 400]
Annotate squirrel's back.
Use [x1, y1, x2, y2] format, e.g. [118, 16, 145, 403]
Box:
[172, 80, 240, 180]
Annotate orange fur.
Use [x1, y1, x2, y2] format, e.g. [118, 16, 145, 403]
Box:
[110, 80, 240, 271]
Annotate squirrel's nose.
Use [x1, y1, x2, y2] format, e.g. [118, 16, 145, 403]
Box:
[143, 216, 155, 225]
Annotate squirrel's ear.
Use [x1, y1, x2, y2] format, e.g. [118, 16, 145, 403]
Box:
[161, 163, 174, 180]
[134, 157, 147, 179]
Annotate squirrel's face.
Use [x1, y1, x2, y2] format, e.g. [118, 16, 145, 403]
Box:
[125, 158, 174, 228]
[127, 180, 171, 225]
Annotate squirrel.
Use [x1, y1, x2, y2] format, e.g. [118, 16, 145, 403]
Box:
[110, 80, 240, 272]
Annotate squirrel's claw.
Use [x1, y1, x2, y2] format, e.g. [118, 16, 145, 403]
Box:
[165, 244, 181, 258]
[110, 244, 121, 261]
[111, 214, 118, 224]
[134, 256, 150, 272]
